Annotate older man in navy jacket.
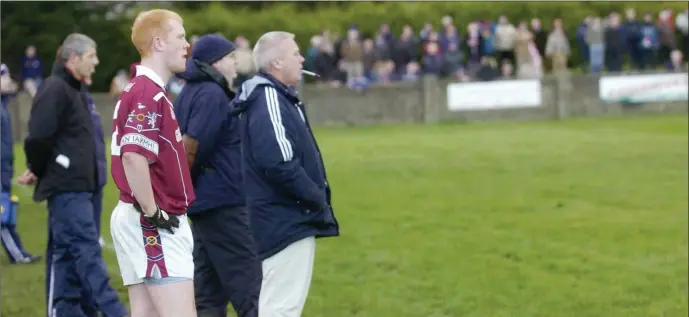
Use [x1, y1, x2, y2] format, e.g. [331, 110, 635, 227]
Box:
[232, 31, 340, 317]
[82, 84, 107, 247]
[174, 34, 261, 317]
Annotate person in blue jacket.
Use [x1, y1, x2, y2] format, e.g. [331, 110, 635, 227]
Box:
[231, 31, 340, 317]
[0, 63, 41, 264]
[174, 34, 261, 317]
[82, 79, 107, 247]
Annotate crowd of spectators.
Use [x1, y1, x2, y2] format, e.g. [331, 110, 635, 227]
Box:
[302, 8, 689, 90]
[9, 7, 689, 97]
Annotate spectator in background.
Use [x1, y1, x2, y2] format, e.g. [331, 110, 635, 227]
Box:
[168, 74, 186, 97]
[1, 62, 42, 265]
[526, 38, 544, 78]
[514, 22, 533, 70]
[392, 25, 420, 75]
[500, 61, 514, 79]
[340, 26, 364, 82]
[465, 22, 482, 71]
[670, 49, 685, 71]
[304, 35, 322, 73]
[370, 60, 395, 84]
[21, 45, 42, 98]
[624, 8, 644, 70]
[234, 35, 255, 89]
[576, 17, 591, 70]
[530, 18, 548, 58]
[640, 12, 659, 69]
[475, 56, 500, 81]
[439, 17, 460, 54]
[419, 22, 434, 42]
[585, 16, 606, 73]
[401, 61, 421, 81]
[109, 69, 130, 99]
[374, 29, 393, 64]
[443, 42, 464, 78]
[494, 15, 518, 69]
[604, 13, 625, 72]
[378, 23, 394, 44]
[657, 10, 677, 69]
[677, 9, 688, 61]
[515, 21, 541, 79]
[480, 23, 496, 57]
[422, 35, 444, 75]
[545, 18, 571, 73]
[314, 42, 337, 84]
[361, 39, 377, 79]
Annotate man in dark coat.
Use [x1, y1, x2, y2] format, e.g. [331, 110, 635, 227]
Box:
[174, 34, 261, 317]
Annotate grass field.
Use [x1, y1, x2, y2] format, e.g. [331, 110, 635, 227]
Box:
[1, 114, 688, 317]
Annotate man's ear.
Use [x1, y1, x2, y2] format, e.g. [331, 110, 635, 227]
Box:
[67, 52, 80, 64]
[152, 37, 164, 53]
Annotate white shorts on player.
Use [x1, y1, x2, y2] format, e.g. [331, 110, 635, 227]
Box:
[110, 200, 194, 286]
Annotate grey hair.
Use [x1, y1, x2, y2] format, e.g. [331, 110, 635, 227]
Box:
[58, 33, 96, 61]
[252, 31, 295, 72]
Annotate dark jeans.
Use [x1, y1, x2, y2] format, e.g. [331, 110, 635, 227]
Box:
[190, 206, 262, 317]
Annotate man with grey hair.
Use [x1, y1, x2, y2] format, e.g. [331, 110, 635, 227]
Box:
[232, 31, 340, 316]
[20, 33, 128, 317]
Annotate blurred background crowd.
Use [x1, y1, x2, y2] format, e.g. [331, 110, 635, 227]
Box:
[3, 2, 688, 98]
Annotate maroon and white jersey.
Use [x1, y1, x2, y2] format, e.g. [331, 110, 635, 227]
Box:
[110, 65, 195, 215]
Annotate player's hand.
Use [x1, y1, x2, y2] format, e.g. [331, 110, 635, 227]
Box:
[134, 203, 180, 234]
[16, 170, 37, 185]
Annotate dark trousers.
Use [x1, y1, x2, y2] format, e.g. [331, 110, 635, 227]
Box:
[91, 187, 103, 236]
[45, 192, 127, 317]
[628, 46, 644, 70]
[640, 49, 657, 70]
[496, 50, 515, 68]
[605, 47, 624, 72]
[190, 206, 262, 317]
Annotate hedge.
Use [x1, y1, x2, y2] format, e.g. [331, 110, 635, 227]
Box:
[180, 2, 688, 69]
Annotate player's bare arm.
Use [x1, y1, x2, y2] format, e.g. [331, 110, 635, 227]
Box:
[121, 152, 158, 216]
[181, 135, 198, 168]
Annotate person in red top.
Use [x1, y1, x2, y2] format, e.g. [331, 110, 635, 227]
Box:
[109, 8, 196, 317]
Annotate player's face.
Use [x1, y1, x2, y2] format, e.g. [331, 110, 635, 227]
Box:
[213, 51, 237, 81]
[75, 46, 99, 80]
[163, 19, 190, 73]
[276, 38, 304, 87]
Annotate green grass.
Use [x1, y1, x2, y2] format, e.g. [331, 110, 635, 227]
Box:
[2, 114, 688, 317]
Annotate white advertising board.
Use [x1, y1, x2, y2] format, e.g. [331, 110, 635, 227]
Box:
[599, 73, 688, 104]
[446, 79, 542, 111]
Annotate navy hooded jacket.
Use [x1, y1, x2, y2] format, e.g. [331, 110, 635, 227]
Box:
[174, 59, 244, 214]
[232, 72, 339, 260]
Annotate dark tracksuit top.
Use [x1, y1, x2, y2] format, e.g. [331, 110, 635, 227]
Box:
[232, 72, 340, 260]
[174, 59, 244, 214]
[24, 64, 96, 202]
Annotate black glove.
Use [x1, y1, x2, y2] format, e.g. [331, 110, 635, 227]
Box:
[133, 203, 180, 234]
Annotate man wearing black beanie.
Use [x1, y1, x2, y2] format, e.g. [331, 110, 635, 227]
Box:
[174, 33, 261, 317]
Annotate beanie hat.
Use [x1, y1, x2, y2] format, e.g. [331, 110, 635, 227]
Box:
[191, 34, 236, 64]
